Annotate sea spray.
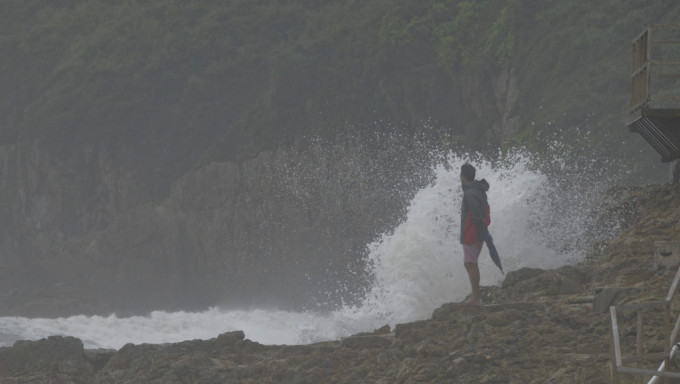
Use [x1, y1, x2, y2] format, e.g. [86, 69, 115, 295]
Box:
[0, 149, 620, 349]
[346, 151, 583, 327]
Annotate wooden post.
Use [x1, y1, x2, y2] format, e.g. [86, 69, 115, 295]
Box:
[645, 27, 651, 107]
[665, 302, 671, 384]
[611, 306, 622, 384]
[638, 310, 644, 384]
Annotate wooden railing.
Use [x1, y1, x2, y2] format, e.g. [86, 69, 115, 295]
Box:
[630, 27, 650, 111]
[609, 266, 680, 383]
[630, 25, 680, 112]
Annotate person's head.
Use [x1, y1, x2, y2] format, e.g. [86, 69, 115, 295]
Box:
[460, 163, 476, 184]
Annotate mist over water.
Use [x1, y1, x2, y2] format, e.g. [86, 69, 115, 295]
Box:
[0, 149, 622, 349]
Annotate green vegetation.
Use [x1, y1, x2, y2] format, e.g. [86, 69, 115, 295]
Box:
[1, 0, 679, 315]
[379, 1, 515, 70]
[1, 0, 679, 182]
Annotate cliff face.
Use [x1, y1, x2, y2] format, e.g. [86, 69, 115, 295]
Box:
[0, 140, 157, 315]
[0, 137, 436, 316]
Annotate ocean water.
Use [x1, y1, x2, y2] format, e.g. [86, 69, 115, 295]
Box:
[0, 152, 603, 350]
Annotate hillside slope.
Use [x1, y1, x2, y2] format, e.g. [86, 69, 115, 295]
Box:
[0, 0, 676, 316]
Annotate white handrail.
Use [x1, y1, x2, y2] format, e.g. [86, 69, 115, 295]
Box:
[647, 344, 679, 384]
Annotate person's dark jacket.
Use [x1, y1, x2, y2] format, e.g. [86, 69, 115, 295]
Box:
[460, 179, 491, 244]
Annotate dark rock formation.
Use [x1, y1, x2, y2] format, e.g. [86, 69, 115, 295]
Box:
[0, 336, 98, 384]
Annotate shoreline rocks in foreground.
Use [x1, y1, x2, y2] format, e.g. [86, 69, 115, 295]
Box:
[1, 183, 679, 383]
[0, 265, 664, 384]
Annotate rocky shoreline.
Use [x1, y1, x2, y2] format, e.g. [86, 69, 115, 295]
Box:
[1, 183, 679, 383]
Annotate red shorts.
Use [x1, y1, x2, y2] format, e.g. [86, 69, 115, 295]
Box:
[463, 241, 484, 264]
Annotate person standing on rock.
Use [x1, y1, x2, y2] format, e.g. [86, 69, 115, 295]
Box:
[460, 163, 491, 306]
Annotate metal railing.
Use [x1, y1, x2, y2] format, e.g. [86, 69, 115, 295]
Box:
[630, 25, 680, 112]
[609, 266, 680, 383]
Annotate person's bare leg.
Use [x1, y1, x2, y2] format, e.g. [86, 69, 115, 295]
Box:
[464, 262, 481, 305]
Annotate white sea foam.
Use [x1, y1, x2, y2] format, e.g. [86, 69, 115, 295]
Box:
[0, 151, 602, 350]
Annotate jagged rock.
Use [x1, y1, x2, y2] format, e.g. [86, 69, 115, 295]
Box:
[499, 266, 586, 299]
[431, 302, 466, 320]
[557, 277, 582, 295]
[394, 320, 429, 339]
[485, 309, 527, 327]
[502, 267, 546, 289]
[592, 287, 640, 313]
[0, 336, 94, 383]
[84, 349, 116, 371]
[341, 334, 393, 349]
[216, 330, 245, 344]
